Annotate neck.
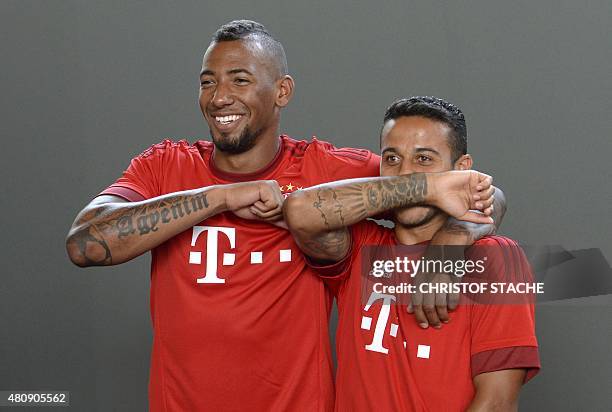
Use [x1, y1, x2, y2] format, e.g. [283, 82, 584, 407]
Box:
[394, 213, 448, 245]
[212, 129, 281, 174]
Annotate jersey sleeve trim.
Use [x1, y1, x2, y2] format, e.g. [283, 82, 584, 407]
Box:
[99, 185, 146, 202]
[471, 335, 538, 355]
[471, 346, 541, 383]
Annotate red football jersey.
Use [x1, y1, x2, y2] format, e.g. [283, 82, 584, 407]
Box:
[316, 221, 540, 412]
[100, 136, 380, 412]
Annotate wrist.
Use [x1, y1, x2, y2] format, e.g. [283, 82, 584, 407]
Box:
[423, 173, 439, 207]
[207, 185, 230, 214]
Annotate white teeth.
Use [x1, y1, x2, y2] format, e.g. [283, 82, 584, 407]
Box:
[215, 115, 241, 124]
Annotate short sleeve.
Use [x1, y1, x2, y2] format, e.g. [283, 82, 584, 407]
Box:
[99, 141, 169, 201]
[469, 237, 540, 382]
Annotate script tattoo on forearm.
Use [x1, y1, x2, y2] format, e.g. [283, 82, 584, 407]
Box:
[311, 185, 366, 229]
[115, 193, 209, 238]
[69, 192, 209, 265]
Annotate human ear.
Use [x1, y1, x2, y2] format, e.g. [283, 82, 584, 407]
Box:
[276, 75, 294, 107]
[454, 154, 473, 170]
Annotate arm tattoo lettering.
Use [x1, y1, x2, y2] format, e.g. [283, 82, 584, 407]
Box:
[117, 193, 209, 237]
[312, 190, 330, 227]
[69, 192, 209, 265]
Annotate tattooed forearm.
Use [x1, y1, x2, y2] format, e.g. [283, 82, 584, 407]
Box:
[70, 224, 113, 266]
[67, 190, 213, 267]
[305, 174, 428, 231]
[301, 229, 351, 262]
[312, 188, 349, 229]
[312, 190, 330, 227]
[115, 193, 209, 238]
[365, 173, 427, 213]
[285, 173, 431, 262]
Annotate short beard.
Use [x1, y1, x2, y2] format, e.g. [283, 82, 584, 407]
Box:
[211, 127, 261, 155]
[395, 207, 438, 228]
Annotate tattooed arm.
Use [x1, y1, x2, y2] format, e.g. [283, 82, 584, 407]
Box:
[431, 187, 507, 246]
[283, 171, 494, 263]
[66, 180, 284, 267]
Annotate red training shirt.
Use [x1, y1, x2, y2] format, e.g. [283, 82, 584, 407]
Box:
[314, 220, 540, 412]
[100, 136, 380, 412]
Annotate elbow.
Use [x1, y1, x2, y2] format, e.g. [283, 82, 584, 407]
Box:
[65, 228, 108, 267]
[65, 230, 90, 267]
[493, 186, 507, 224]
[479, 398, 518, 412]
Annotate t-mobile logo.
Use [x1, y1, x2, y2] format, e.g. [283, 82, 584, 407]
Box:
[188, 226, 293, 284]
[361, 292, 398, 354]
[190, 226, 236, 284]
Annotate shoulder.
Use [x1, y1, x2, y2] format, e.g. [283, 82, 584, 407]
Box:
[281, 135, 375, 161]
[470, 235, 523, 262]
[473, 235, 519, 248]
[308, 136, 375, 161]
[469, 235, 532, 282]
[136, 138, 204, 161]
[285, 135, 379, 180]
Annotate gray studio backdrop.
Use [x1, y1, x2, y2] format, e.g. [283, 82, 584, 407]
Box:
[2, 1, 611, 411]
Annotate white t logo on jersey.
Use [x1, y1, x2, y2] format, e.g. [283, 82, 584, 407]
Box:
[361, 292, 398, 354]
[190, 226, 236, 284]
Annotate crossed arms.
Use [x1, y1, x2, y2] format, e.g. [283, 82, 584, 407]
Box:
[282, 171, 497, 263]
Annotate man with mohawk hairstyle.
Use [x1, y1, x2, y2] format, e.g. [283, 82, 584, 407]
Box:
[67, 21, 500, 411]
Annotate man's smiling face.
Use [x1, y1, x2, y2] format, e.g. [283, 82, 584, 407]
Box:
[199, 38, 281, 154]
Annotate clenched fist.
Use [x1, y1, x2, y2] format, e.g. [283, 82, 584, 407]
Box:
[224, 180, 286, 227]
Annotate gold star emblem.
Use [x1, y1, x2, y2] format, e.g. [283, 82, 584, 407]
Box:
[286, 183, 294, 191]
[279, 185, 285, 191]
[297, 186, 303, 190]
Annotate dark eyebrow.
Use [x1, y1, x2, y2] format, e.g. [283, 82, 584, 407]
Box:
[200, 68, 253, 78]
[381, 147, 441, 156]
[227, 68, 253, 76]
[415, 147, 441, 156]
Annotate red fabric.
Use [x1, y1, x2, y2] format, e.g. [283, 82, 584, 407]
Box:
[100, 136, 380, 412]
[99, 186, 145, 202]
[471, 346, 540, 383]
[320, 221, 539, 412]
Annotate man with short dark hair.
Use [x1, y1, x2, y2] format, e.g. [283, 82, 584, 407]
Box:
[67, 20, 498, 411]
[284, 96, 539, 411]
